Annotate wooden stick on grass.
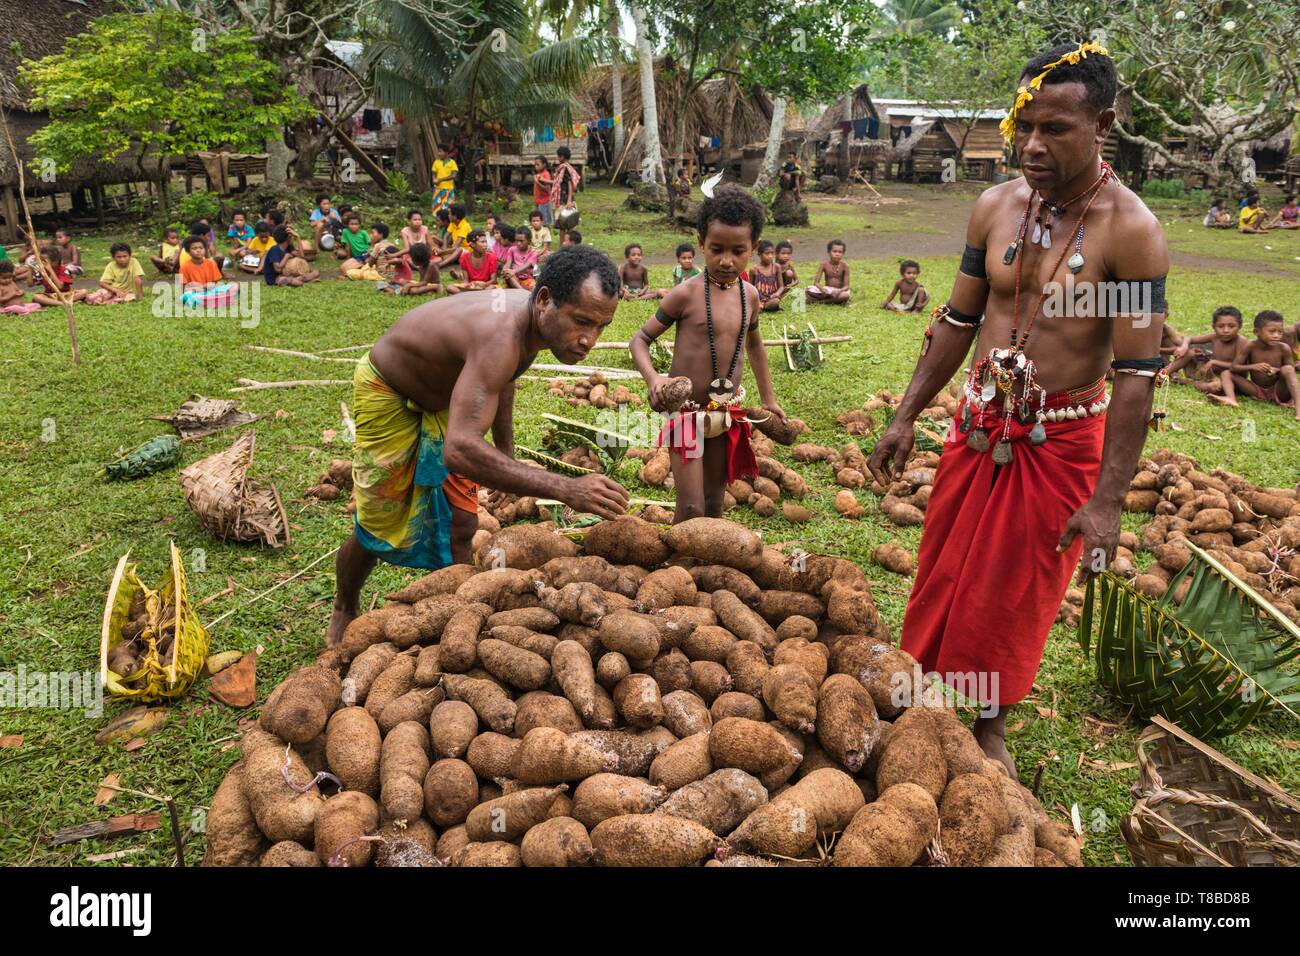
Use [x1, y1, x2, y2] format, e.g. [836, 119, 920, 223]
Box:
[0, 108, 80, 365]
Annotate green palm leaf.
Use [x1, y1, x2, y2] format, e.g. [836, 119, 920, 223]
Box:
[515, 444, 594, 476]
[1079, 540, 1300, 738]
[541, 413, 640, 468]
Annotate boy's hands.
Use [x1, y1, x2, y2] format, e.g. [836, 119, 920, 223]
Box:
[647, 374, 673, 413]
[762, 401, 787, 424]
[1252, 362, 1277, 374]
[566, 474, 630, 519]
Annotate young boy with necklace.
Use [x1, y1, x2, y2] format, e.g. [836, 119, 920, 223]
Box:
[631, 186, 787, 522]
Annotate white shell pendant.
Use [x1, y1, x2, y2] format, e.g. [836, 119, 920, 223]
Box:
[981, 379, 997, 403]
[1040, 226, 1052, 249]
[1067, 252, 1085, 274]
[1031, 221, 1042, 244]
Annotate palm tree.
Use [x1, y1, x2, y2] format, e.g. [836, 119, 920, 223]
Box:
[878, 0, 963, 95]
[630, 1, 664, 186]
[371, 0, 607, 211]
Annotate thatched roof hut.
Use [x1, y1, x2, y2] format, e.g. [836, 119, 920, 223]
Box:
[1, 0, 158, 238]
[581, 59, 810, 179]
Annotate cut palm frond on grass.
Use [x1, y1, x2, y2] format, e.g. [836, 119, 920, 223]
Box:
[540, 414, 639, 468]
[1079, 540, 1300, 738]
[514, 444, 593, 476]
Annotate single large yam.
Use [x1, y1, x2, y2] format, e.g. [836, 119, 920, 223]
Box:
[511, 726, 618, 783]
[520, 816, 593, 867]
[709, 717, 799, 775]
[833, 782, 938, 867]
[583, 516, 670, 566]
[816, 674, 880, 773]
[590, 814, 720, 866]
[572, 773, 668, 828]
[655, 768, 767, 836]
[728, 768, 864, 857]
[662, 518, 764, 571]
[324, 707, 382, 796]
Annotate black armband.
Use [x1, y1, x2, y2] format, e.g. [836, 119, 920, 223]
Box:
[959, 244, 988, 279]
[932, 302, 982, 329]
[654, 307, 676, 327]
[1111, 356, 1167, 377]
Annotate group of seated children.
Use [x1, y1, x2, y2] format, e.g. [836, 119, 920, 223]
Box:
[0, 229, 147, 313]
[1212, 192, 1300, 234]
[618, 238, 931, 314]
[1164, 305, 1300, 420]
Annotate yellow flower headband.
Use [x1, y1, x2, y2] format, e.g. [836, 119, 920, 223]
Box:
[999, 40, 1111, 145]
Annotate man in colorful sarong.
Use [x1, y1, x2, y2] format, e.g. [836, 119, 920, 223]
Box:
[868, 42, 1170, 777]
[329, 245, 630, 644]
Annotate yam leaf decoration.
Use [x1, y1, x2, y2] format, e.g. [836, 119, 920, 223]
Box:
[1079, 540, 1300, 738]
[100, 434, 183, 481]
[540, 414, 638, 468]
[515, 444, 593, 476]
[788, 328, 824, 372]
[869, 404, 944, 455]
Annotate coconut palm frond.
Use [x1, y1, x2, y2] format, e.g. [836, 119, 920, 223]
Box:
[541, 413, 640, 468]
[1079, 540, 1300, 738]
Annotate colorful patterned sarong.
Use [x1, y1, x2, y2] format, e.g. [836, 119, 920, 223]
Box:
[351, 353, 478, 569]
[432, 187, 455, 214]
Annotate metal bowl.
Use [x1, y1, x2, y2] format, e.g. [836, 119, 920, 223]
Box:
[554, 206, 580, 231]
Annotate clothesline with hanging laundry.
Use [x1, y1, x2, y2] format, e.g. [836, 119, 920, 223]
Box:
[838, 117, 881, 139]
[519, 114, 623, 146]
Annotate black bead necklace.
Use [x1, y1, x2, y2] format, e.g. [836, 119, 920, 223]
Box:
[703, 272, 747, 402]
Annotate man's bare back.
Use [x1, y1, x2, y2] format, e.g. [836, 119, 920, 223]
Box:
[369, 289, 535, 413]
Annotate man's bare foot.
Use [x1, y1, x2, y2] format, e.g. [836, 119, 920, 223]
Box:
[1208, 393, 1237, 407]
[974, 721, 1018, 780]
[327, 603, 356, 646]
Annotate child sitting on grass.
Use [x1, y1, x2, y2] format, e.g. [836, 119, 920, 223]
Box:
[1167, 306, 1244, 389]
[500, 225, 540, 290]
[0, 260, 40, 314]
[1211, 310, 1300, 419]
[239, 221, 276, 274]
[338, 215, 373, 272]
[529, 209, 552, 255]
[263, 225, 320, 286]
[346, 223, 398, 281]
[401, 209, 431, 250]
[561, 229, 582, 248]
[86, 242, 144, 304]
[485, 214, 500, 255]
[775, 240, 797, 290]
[881, 258, 929, 313]
[32, 246, 88, 306]
[749, 240, 784, 312]
[54, 229, 83, 276]
[1203, 197, 1234, 229]
[179, 235, 224, 291]
[620, 243, 662, 299]
[446, 230, 498, 293]
[807, 239, 851, 304]
[378, 242, 442, 296]
[1238, 194, 1269, 233]
[630, 185, 787, 523]
[151, 227, 183, 275]
[1268, 195, 1299, 230]
[672, 243, 701, 286]
[310, 194, 343, 250]
[226, 210, 255, 255]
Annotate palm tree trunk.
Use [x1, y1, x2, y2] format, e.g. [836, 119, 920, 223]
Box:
[632, 1, 663, 185]
[719, 79, 738, 158]
[609, 5, 624, 162]
[752, 96, 786, 191]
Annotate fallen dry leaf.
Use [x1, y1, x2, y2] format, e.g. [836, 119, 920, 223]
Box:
[123, 737, 148, 752]
[1034, 705, 1058, 719]
[1280, 740, 1300, 751]
[1088, 759, 1137, 773]
[209, 650, 258, 708]
[0, 734, 23, 748]
[1007, 719, 1027, 734]
[94, 772, 122, 806]
[94, 706, 168, 746]
[274, 408, 291, 419]
[322, 428, 337, 445]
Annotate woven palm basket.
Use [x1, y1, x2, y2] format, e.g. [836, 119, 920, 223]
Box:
[1122, 716, 1300, 866]
[180, 431, 289, 547]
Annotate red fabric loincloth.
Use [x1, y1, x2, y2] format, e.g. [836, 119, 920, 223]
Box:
[658, 408, 758, 482]
[900, 386, 1107, 707]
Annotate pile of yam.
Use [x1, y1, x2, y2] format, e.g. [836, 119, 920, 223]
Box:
[837, 389, 956, 438]
[547, 372, 644, 411]
[203, 516, 1078, 867]
[1120, 449, 1300, 622]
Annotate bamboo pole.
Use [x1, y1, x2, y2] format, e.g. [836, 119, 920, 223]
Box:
[231, 378, 350, 391]
[591, 336, 852, 349]
[245, 344, 357, 363]
[0, 108, 80, 365]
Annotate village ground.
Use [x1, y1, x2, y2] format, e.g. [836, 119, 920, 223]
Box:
[1, 180, 1297, 866]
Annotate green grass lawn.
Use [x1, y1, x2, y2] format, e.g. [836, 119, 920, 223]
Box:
[1, 187, 1297, 867]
